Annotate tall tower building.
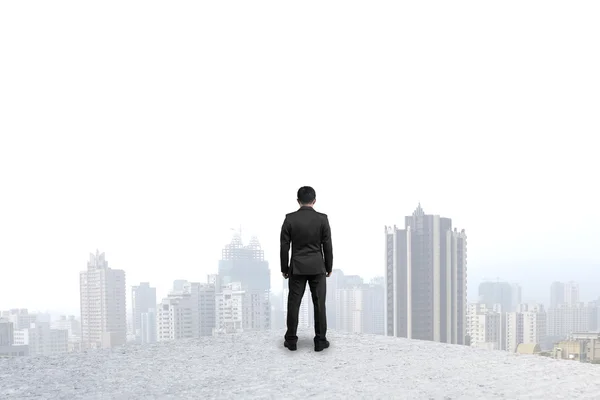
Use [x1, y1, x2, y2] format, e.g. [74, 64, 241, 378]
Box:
[79, 250, 127, 349]
[362, 278, 385, 335]
[478, 281, 518, 312]
[218, 234, 270, 292]
[218, 233, 271, 330]
[550, 281, 565, 308]
[384, 204, 467, 344]
[131, 282, 157, 343]
[564, 281, 580, 305]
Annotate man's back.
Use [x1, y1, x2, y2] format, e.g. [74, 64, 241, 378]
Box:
[280, 205, 333, 276]
[281, 186, 332, 352]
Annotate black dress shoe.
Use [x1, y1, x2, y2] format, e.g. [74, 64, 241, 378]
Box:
[314, 340, 330, 352]
[284, 341, 297, 351]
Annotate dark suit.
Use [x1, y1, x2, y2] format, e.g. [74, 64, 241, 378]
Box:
[280, 205, 333, 344]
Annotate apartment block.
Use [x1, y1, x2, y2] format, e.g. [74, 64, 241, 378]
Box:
[385, 204, 467, 344]
[80, 250, 127, 349]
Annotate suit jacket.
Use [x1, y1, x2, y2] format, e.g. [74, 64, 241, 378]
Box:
[280, 205, 333, 275]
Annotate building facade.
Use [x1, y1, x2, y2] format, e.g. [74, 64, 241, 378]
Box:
[131, 282, 157, 343]
[385, 204, 467, 344]
[79, 250, 127, 349]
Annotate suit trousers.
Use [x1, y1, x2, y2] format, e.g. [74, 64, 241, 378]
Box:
[285, 272, 327, 344]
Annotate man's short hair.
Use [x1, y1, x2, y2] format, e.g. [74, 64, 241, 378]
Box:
[297, 186, 316, 205]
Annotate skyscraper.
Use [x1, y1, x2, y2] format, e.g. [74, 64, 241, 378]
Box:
[131, 282, 157, 343]
[550, 281, 565, 308]
[384, 204, 467, 344]
[478, 281, 518, 312]
[218, 233, 270, 330]
[80, 250, 127, 349]
[564, 281, 580, 305]
[218, 234, 270, 292]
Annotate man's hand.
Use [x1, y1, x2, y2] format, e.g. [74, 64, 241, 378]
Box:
[282, 273, 289, 279]
[326, 272, 332, 277]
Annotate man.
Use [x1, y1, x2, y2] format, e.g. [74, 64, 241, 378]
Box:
[280, 186, 333, 352]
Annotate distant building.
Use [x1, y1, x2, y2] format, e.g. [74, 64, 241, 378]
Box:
[52, 315, 81, 341]
[505, 304, 546, 352]
[218, 233, 270, 293]
[550, 281, 580, 309]
[362, 278, 385, 335]
[4, 309, 37, 330]
[385, 204, 467, 345]
[564, 281, 580, 305]
[214, 282, 245, 334]
[13, 322, 68, 356]
[131, 283, 157, 343]
[157, 288, 194, 341]
[196, 281, 217, 337]
[547, 302, 596, 338]
[334, 275, 384, 335]
[337, 283, 364, 334]
[0, 320, 14, 345]
[478, 281, 519, 312]
[467, 303, 503, 350]
[80, 250, 127, 349]
[156, 279, 217, 341]
[140, 310, 156, 344]
[217, 233, 270, 330]
[0, 319, 29, 357]
[550, 282, 565, 308]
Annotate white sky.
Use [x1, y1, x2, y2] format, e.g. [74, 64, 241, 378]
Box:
[1, 1, 599, 316]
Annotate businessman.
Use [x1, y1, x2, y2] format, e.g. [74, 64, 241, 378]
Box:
[280, 186, 333, 352]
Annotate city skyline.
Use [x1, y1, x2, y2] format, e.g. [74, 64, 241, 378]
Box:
[2, 225, 600, 316]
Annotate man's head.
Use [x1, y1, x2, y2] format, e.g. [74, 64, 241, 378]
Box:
[297, 186, 316, 207]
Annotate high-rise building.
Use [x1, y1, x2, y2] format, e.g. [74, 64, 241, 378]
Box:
[214, 282, 245, 334]
[196, 281, 217, 337]
[337, 284, 364, 334]
[564, 281, 580, 305]
[52, 315, 81, 341]
[467, 303, 503, 350]
[362, 278, 385, 335]
[547, 302, 595, 338]
[79, 250, 127, 349]
[218, 234, 270, 293]
[478, 281, 518, 312]
[385, 204, 467, 344]
[505, 304, 546, 352]
[334, 274, 384, 335]
[550, 282, 565, 308]
[140, 310, 156, 344]
[131, 283, 157, 342]
[4, 309, 37, 330]
[511, 284, 522, 310]
[521, 303, 547, 347]
[218, 233, 270, 330]
[156, 279, 216, 340]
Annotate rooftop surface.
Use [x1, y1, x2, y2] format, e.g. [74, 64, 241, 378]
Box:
[1, 329, 600, 399]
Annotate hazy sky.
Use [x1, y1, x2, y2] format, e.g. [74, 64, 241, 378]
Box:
[1, 1, 598, 316]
